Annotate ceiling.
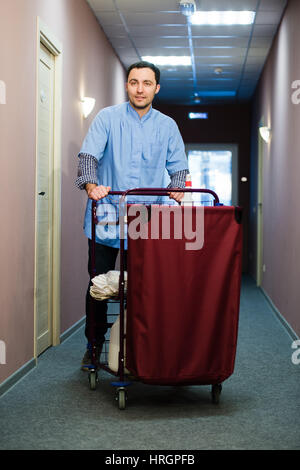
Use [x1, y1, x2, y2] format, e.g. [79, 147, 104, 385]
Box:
[85, 0, 287, 105]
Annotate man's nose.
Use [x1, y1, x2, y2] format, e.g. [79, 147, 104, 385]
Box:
[137, 82, 143, 93]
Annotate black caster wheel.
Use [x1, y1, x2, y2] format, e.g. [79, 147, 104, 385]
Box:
[115, 387, 127, 410]
[211, 384, 222, 404]
[88, 370, 98, 391]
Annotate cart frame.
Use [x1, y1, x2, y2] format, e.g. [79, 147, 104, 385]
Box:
[87, 187, 221, 408]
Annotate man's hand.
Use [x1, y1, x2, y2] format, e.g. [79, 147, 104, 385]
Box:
[169, 189, 184, 203]
[85, 183, 111, 201]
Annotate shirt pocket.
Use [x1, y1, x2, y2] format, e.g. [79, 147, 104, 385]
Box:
[142, 142, 165, 168]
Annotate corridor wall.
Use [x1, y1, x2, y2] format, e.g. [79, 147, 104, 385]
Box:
[249, 0, 300, 337]
[0, 0, 126, 385]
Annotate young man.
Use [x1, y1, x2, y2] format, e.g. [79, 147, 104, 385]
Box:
[76, 61, 189, 369]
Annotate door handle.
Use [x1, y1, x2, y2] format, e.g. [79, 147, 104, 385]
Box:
[38, 191, 45, 196]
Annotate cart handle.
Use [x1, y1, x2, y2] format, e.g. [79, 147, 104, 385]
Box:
[107, 187, 220, 205]
[91, 187, 220, 228]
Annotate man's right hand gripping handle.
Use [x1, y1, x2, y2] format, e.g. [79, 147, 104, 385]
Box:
[85, 183, 111, 201]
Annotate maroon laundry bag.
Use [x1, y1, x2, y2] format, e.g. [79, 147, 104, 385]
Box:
[125, 205, 243, 385]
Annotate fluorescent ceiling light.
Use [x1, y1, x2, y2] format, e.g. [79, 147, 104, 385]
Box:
[190, 11, 255, 25]
[142, 56, 191, 66]
[198, 91, 236, 97]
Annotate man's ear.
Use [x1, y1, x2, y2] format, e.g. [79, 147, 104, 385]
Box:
[155, 84, 160, 95]
[125, 82, 128, 92]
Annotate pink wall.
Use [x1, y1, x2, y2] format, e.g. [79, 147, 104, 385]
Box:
[249, 0, 300, 337]
[0, 0, 126, 384]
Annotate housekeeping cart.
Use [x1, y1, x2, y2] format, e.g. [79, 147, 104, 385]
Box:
[87, 188, 243, 410]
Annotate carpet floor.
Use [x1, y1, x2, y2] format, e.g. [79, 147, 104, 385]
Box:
[0, 276, 299, 450]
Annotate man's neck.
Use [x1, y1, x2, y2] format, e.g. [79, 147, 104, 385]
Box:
[129, 102, 151, 119]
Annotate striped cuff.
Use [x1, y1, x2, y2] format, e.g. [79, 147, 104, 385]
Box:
[75, 153, 98, 189]
[75, 155, 188, 191]
[167, 169, 189, 189]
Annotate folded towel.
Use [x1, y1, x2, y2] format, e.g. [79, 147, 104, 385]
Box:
[90, 270, 127, 300]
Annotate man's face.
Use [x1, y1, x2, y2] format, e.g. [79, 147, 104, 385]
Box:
[126, 67, 160, 111]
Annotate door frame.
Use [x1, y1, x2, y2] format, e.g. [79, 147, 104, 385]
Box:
[256, 124, 264, 287]
[34, 18, 62, 357]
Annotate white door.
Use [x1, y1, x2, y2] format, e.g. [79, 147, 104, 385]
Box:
[35, 42, 55, 355]
[256, 131, 264, 286]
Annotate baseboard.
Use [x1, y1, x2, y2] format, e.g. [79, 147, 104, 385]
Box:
[0, 318, 85, 398]
[0, 358, 36, 398]
[260, 287, 299, 341]
[60, 316, 85, 344]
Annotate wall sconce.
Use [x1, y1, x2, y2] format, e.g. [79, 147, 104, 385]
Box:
[81, 97, 95, 118]
[259, 126, 271, 143]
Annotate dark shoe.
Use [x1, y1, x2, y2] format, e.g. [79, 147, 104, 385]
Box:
[81, 344, 102, 371]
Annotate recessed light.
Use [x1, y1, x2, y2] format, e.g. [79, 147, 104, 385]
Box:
[190, 11, 255, 25]
[214, 67, 223, 75]
[142, 56, 191, 66]
[179, 0, 196, 17]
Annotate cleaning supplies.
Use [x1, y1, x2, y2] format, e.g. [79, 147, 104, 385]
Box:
[181, 173, 194, 205]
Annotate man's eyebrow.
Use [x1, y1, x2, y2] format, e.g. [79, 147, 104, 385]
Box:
[129, 78, 154, 83]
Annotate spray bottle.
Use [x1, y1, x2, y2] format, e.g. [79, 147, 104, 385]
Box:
[181, 173, 194, 205]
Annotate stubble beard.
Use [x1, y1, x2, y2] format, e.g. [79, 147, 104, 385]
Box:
[130, 97, 151, 110]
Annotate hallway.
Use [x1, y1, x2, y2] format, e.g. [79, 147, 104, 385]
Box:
[1, 276, 299, 450]
[1, 0, 300, 453]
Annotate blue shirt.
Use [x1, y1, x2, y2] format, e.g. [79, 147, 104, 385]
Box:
[79, 101, 188, 248]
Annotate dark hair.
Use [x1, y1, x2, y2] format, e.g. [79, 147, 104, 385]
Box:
[126, 61, 160, 85]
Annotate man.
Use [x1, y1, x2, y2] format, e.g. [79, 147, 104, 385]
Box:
[76, 61, 189, 370]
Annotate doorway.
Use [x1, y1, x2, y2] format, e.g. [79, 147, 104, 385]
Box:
[35, 19, 62, 357]
[35, 42, 55, 354]
[256, 129, 264, 286]
[185, 143, 238, 205]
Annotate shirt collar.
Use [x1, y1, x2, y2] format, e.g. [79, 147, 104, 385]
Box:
[127, 101, 153, 123]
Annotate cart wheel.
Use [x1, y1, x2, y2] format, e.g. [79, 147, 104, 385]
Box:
[116, 387, 127, 410]
[211, 384, 222, 404]
[88, 370, 98, 391]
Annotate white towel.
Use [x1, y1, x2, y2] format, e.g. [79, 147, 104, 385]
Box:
[90, 270, 127, 300]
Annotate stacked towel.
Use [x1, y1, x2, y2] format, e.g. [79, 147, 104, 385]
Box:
[90, 270, 127, 300]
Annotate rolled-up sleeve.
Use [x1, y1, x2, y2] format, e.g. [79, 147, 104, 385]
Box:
[75, 153, 98, 189]
[166, 120, 189, 176]
[167, 169, 189, 188]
